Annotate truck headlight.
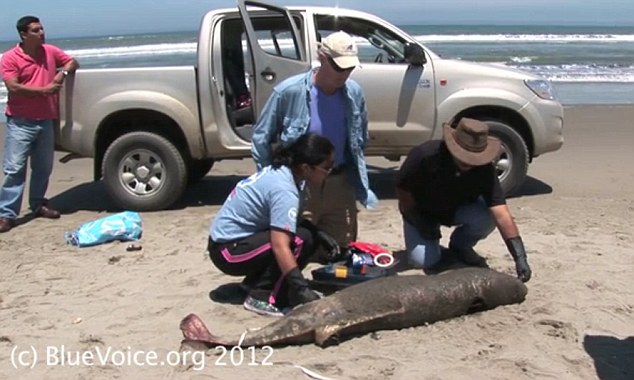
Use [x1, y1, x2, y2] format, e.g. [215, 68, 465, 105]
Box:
[525, 79, 557, 100]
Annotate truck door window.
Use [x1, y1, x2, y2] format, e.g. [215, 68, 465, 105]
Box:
[250, 16, 304, 60]
[314, 15, 406, 64]
[219, 7, 309, 134]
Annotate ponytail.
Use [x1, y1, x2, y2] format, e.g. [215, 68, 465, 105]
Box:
[272, 144, 293, 167]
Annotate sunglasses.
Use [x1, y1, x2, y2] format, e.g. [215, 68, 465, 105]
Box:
[327, 57, 354, 73]
[312, 165, 333, 175]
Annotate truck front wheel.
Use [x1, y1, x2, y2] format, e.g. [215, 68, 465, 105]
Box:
[102, 132, 187, 211]
[484, 120, 529, 196]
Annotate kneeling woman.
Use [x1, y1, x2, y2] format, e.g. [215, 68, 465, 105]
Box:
[208, 133, 335, 316]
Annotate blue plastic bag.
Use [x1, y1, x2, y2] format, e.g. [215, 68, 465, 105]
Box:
[65, 211, 143, 247]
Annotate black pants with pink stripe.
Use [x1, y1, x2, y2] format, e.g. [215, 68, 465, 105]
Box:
[208, 227, 315, 308]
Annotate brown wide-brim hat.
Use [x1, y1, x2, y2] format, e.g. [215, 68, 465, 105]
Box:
[443, 118, 502, 166]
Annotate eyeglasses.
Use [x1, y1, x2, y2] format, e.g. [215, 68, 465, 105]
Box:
[312, 165, 333, 175]
[327, 57, 354, 73]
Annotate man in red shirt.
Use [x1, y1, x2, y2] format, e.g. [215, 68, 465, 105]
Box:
[0, 16, 79, 233]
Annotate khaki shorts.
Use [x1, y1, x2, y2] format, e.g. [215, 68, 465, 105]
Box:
[301, 169, 358, 247]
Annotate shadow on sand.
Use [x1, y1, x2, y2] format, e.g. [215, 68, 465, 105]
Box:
[47, 165, 552, 214]
[367, 164, 553, 200]
[209, 282, 248, 306]
[584, 335, 634, 380]
[47, 174, 249, 213]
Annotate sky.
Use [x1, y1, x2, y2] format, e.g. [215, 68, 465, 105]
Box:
[1, 0, 634, 41]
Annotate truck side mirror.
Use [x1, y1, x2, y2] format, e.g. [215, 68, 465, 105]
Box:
[404, 42, 426, 66]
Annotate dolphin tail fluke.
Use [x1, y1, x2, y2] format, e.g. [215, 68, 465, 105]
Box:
[179, 313, 226, 347]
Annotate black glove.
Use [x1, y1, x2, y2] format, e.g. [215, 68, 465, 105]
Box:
[505, 236, 532, 283]
[299, 219, 342, 262]
[286, 267, 320, 307]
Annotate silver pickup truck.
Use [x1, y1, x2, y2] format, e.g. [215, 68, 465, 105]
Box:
[59, 0, 563, 211]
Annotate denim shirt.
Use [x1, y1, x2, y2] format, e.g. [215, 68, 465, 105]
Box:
[251, 69, 378, 208]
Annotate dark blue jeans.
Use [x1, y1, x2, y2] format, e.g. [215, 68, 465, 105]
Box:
[0, 116, 55, 219]
[403, 197, 496, 269]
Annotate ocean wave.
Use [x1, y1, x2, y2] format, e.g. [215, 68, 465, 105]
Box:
[510, 56, 535, 63]
[65, 42, 197, 59]
[0, 43, 197, 62]
[523, 73, 634, 82]
[58, 33, 634, 62]
[414, 34, 634, 43]
[509, 63, 634, 82]
[3, 32, 632, 62]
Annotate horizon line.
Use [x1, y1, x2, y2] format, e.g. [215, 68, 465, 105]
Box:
[2, 22, 634, 43]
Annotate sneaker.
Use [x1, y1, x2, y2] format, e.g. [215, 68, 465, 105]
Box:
[243, 295, 284, 317]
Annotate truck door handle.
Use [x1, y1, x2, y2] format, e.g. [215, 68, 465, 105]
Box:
[260, 69, 276, 82]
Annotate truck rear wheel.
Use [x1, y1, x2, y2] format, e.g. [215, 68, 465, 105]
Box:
[102, 132, 187, 211]
[484, 120, 529, 196]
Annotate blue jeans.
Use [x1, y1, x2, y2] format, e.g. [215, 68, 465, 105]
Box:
[0, 116, 55, 219]
[403, 198, 496, 269]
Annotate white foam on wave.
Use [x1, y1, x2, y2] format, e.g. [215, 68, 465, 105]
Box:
[538, 73, 634, 82]
[66, 42, 197, 59]
[510, 56, 535, 63]
[414, 34, 634, 43]
[509, 63, 634, 82]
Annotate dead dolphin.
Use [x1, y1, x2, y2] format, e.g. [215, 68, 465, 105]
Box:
[180, 267, 527, 348]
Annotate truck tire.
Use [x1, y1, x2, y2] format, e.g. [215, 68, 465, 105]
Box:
[483, 120, 529, 196]
[102, 132, 187, 211]
[188, 159, 214, 183]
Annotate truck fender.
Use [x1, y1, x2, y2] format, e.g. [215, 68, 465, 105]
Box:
[88, 90, 204, 156]
[435, 88, 530, 139]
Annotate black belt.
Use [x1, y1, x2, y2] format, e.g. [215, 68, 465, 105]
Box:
[330, 165, 347, 175]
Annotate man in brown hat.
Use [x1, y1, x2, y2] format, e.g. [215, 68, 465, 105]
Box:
[396, 117, 531, 282]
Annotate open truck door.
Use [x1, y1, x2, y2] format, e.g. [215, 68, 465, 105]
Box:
[237, 0, 311, 119]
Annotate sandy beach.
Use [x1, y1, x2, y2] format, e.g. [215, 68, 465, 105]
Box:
[0, 105, 632, 380]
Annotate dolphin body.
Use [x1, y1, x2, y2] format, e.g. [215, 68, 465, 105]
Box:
[180, 267, 527, 348]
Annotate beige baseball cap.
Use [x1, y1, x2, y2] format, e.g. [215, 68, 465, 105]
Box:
[318, 31, 360, 69]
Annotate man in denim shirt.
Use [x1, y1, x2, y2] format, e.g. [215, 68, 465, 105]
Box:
[252, 31, 377, 259]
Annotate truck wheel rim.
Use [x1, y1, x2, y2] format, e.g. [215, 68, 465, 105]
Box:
[118, 149, 165, 196]
[495, 144, 512, 183]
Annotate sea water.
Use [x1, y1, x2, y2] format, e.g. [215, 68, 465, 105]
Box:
[1, 25, 633, 107]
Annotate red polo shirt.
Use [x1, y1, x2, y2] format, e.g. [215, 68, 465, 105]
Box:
[1, 43, 73, 120]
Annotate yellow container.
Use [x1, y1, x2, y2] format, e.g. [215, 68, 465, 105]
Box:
[334, 266, 348, 278]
